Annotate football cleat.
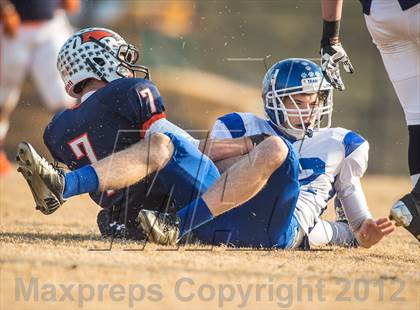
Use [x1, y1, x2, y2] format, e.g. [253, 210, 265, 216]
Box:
[390, 192, 420, 241]
[137, 210, 180, 245]
[16, 142, 66, 215]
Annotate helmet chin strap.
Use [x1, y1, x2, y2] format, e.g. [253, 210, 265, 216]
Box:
[287, 125, 314, 139]
[305, 128, 314, 138]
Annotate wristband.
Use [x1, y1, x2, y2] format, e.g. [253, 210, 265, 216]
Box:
[321, 20, 341, 47]
[249, 133, 270, 146]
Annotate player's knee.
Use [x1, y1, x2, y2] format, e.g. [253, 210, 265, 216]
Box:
[257, 136, 289, 170]
[148, 133, 174, 168]
[266, 136, 289, 166]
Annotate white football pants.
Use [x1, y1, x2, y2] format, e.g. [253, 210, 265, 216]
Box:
[365, 0, 420, 126]
[0, 10, 73, 112]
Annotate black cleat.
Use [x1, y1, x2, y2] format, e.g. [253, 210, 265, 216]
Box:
[390, 192, 420, 241]
[16, 142, 66, 215]
[137, 210, 180, 245]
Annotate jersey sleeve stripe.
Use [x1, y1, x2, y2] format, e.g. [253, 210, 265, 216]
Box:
[140, 112, 166, 138]
[217, 113, 246, 138]
[343, 131, 366, 157]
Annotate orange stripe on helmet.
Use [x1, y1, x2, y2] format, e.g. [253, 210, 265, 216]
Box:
[81, 30, 116, 44]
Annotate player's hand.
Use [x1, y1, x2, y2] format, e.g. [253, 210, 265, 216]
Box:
[1, 6, 20, 38]
[320, 42, 354, 91]
[355, 218, 395, 248]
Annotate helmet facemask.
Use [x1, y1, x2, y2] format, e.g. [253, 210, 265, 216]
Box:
[87, 37, 150, 81]
[265, 69, 333, 139]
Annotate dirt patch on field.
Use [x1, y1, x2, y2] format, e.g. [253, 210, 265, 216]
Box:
[0, 170, 419, 309]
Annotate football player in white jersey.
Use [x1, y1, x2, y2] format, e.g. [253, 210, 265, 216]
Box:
[210, 58, 395, 248]
[139, 58, 394, 249]
[320, 0, 420, 241]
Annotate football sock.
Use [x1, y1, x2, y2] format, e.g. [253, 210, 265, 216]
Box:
[308, 220, 357, 247]
[327, 221, 358, 247]
[176, 197, 214, 238]
[63, 165, 99, 198]
[412, 179, 420, 201]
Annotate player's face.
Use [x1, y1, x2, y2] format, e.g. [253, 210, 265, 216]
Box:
[281, 93, 320, 129]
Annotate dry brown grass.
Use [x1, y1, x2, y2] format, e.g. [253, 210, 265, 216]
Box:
[1, 169, 419, 309]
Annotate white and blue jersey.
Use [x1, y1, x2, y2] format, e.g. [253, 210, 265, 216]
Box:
[211, 112, 369, 239]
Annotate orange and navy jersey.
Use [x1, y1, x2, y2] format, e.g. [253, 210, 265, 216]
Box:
[43, 77, 169, 213]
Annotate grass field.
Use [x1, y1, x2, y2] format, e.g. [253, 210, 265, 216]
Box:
[1, 169, 419, 309]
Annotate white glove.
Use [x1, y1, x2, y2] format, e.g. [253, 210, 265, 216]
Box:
[320, 43, 354, 91]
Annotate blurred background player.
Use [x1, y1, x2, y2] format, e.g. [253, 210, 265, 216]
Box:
[205, 58, 394, 249]
[0, 0, 79, 175]
[320, 0, 420, 240]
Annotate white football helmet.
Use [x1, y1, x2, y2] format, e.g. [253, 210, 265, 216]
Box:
[57, 27, 150, 98]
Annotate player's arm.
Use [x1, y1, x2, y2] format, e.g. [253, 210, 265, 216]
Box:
[340, 180, 394, 249]
[206, 118, 269, 171]
[322, 0, 342, 21]
[134, 85, 265, 162]
[148, 117, 264, 162]
[0, 0, 20, 38]
[200, 130, 269, 163]
[320, 0, 354, 91]
[201, 116, 270, 162]
[335, 139, 395, 248]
